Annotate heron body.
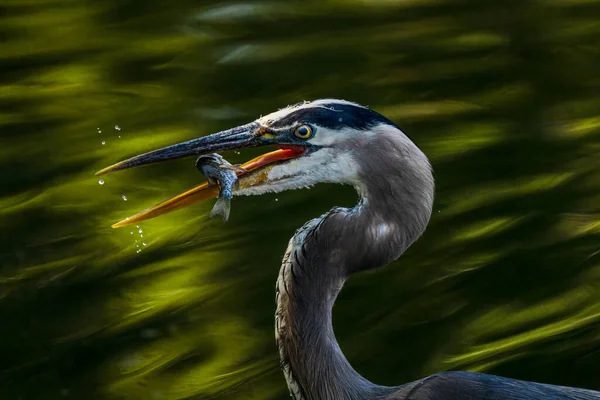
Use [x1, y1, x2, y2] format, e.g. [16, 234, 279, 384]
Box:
[99, 99, 600, 399]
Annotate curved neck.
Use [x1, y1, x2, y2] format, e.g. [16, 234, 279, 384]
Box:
[275, 203, 429, 399]
[275, 130, 434, 399]
[275, 207, 391, 400]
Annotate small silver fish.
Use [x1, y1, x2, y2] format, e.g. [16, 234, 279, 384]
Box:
[195, 154, 245, 221]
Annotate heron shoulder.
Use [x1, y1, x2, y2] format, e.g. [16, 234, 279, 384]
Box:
[388, 371, 600, 400]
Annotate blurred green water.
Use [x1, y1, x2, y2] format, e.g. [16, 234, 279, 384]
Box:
[1, 0, 600, 398]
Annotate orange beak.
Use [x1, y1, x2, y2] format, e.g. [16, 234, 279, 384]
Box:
[95, 122, 306, 227]
[108, 148, 304, 228]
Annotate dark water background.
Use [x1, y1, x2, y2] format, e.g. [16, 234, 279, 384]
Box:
[1, 0, 600, 399]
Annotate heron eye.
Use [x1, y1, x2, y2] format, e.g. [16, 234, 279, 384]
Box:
[294, 125, 313, 139]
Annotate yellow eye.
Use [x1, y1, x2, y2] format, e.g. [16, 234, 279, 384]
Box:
[294, 125, 313, 139]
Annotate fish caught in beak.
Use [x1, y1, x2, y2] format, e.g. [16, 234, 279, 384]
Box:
[96, 121, 309, 228]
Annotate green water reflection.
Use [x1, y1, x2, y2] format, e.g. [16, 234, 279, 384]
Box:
[1, 0, 600, 399]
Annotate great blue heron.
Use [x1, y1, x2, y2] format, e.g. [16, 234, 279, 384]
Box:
[97, 99, 600, 399]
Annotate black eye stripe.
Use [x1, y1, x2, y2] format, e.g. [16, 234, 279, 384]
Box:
[270, 103, 395, 130]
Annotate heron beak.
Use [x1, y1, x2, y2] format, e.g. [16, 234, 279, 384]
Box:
[95, 122, 262, 175]
[95, 122, 306, 228]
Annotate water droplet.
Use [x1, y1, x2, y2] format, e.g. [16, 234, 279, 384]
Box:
[138, 228, 143, 233]
[142, 242, 147, 246]
[122, 194, 127, 201]
[339, 118, 343, 122]
[98, 179, 104, 185]
[101, 141, 106, 145]
[130, 232, 133, 235]
[136, 249, 141, 254]
[118, 135, 121, 139]
[115, 125, 121, 131]
[140, 234, 143, 238]
[275, 198, 279, 202]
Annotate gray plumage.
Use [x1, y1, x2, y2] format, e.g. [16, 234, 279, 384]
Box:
[261, 102, 600, 399]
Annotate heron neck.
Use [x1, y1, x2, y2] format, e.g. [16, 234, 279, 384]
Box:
[275, 204, 400, 400]
[274, 129, 434, 399]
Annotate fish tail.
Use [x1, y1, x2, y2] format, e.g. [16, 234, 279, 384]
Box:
[210, 198, 231, 221]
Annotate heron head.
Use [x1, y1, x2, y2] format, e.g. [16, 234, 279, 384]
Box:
[97, 99, 432, 227]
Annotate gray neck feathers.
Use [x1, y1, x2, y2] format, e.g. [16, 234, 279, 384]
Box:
[275, 129, 434, 400]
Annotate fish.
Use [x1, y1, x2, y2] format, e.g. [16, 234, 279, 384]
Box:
[195, 153, 246, 221]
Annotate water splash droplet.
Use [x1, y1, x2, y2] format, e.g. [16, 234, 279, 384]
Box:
[98, 179, 105, 185]
[115, 125, 121, 131]
[275, 198, 279, 202]
[122, 194, 127, 201]
[118, 135, 121, 139]
[130, 232, 133, 235]
[142, 242, 147, 246]
[138, 228, 143, 233]
[101, 141, 106, 145]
